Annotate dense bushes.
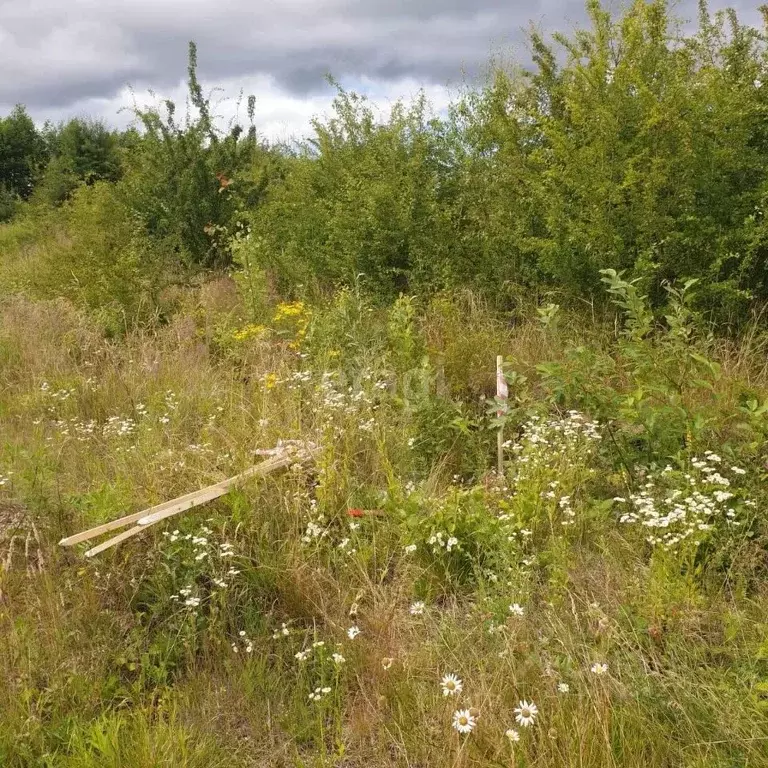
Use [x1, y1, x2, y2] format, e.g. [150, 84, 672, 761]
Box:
[33, 118, 123, 206]
[115, 43, 282, 268]
[239, 0, 768, 321]
[247, 88, 455, 297]
[6, 2, 768, 325]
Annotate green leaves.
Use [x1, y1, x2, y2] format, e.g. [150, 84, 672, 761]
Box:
[114, 42, 270, 269]
[0, 105, 47, 211]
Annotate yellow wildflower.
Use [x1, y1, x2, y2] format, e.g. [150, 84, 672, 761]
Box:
[273, 301, 311, 350]
[231, 324, 267, 342]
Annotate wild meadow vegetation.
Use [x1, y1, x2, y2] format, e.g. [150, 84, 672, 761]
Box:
[3, 1, 768, 765]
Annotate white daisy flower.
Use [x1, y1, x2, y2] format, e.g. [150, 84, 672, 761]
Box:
[309, 686, 330, 702]
[347, 626, 361, 640]
[514, 700, 538, 727]
[441, 673, 463, 697]
[505, 728, 520, 742]
[404, 544, 417, 554]
[452, 709, 476, 734]
[409, 601, 425, 615]
[508, 603, 525, 617]
[557, 682, 570, 693]
[591, 662, 609, 675]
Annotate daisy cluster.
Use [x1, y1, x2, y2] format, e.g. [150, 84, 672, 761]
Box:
[614, 453, 754, 550]
[64, 419, 98, 442]
[426, 530, 460, 554]
[298, 495, 366, 555]
[501, 411, 602, 528]
[164, 525, 223, 563]
[170, 585, 201, 608]
[313, 369, 389, 438]
[289, 629, 357, 665]
[163, 390, 180, 414]
[232, 630, 254, 654]
[308, 686, 332, 702]
[258, 367, 387, 440]
[32, 382, 190, 445]
[165, 528, 239, 613]
[440, 671, 538, 742]
[402, 484, 525, 584]
[287, 370, 313, 389]
[272, 623, 291, 640]
[155, 391, 181, 425]
[40, 382, 76, 402]
[300, 516, 330, 545]
[509, 411, 600, 480]
[39, 413, 140, 443]
[277, 627, 353, 706]
[103, 415, 138, 438]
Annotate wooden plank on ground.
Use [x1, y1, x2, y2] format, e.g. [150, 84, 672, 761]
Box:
[59, 444, 316, 555]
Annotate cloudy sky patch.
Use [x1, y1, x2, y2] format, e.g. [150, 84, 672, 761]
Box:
[0, 0, 761, 141]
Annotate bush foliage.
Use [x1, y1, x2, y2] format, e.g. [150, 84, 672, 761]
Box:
[5, 2, 768, 324]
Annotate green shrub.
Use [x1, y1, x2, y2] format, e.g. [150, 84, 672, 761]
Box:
[398, 485, 520, 589]
[116, 43, 277, 269]
[538, 270, 724, 465]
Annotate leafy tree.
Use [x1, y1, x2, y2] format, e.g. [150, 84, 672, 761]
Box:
[116, 42, 274, 267]
[34, 118, 122, 205]
[0, 105, 46, 216]
[461, 0, 768, 318]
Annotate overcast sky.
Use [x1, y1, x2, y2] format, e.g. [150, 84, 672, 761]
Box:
[0, 1, 761, 142]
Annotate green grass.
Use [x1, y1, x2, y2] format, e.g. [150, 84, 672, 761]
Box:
[1, 283, 768, 767]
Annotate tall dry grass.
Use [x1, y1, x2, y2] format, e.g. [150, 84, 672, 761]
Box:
[1, 286, 767, 767]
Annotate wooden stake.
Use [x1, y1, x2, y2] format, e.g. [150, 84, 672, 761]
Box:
[496, 355, 507, 478]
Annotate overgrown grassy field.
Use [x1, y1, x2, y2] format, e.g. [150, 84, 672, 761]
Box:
[2, 272, 768, 767]
[4, 3, 768, 762]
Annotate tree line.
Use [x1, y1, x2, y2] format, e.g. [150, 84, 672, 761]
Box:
[3, 0, 768, 327]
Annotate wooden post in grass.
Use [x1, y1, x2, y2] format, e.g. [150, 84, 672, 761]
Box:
[496, 355, 507, 478]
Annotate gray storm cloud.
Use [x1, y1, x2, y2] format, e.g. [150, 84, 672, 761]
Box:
[0, 0, 599, 109]
[0, 0, 761, 116]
